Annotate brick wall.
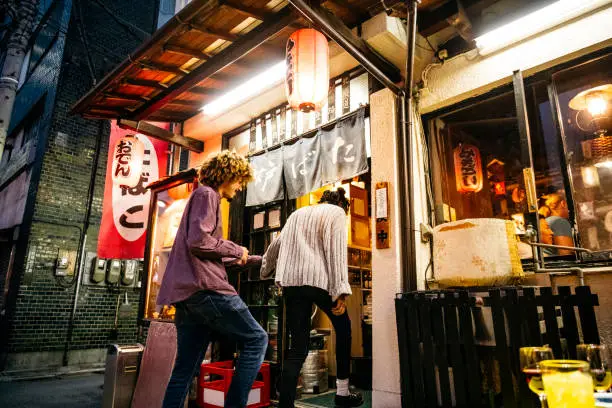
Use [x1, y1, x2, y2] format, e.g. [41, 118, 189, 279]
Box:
[3, 0, 158, 367]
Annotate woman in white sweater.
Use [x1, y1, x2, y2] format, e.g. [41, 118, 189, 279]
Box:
[261, 188, 363, 408]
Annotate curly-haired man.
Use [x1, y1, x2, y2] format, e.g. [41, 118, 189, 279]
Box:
[159, 151, 267, 408]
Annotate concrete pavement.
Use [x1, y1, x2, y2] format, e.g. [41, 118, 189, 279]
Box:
[0, 373, 103, 407]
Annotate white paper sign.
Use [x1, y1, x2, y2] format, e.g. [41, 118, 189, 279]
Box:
[376, 187, 388, 219]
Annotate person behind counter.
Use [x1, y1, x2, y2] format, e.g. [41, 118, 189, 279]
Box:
[261, 188, 364, 408]
[541, 192, 575, 256]
[158, 151, 268, 408]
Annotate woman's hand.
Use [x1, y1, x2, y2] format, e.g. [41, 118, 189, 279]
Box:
[332, 295, 348, 316]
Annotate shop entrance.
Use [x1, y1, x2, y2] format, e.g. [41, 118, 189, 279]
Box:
[237, 173, 374, 407]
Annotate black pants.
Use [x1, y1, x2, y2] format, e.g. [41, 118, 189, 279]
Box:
[279, 286, 352, 407]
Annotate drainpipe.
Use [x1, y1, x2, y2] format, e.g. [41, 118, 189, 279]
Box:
[63, 120, 104, 366]
[399, 0, 420, 292]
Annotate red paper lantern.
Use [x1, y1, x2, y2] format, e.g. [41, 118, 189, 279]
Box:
[285, 28, 329, 113]
[454, 144, 483, 193]
[112, 135, 145, 188]
[493, 181, 506, 196]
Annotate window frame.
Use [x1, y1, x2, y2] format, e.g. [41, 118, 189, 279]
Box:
[423, 48, 612, 265]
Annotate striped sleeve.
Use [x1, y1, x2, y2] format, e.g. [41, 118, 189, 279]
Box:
[261, 232, 282, 280]
[326, 208, 352, 300]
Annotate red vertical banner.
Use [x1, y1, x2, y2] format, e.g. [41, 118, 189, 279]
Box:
[97, 121, 169, 259]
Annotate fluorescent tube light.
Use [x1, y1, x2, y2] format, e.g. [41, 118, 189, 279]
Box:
[475, 0, 611, 56]
[201, 61, 286, 117]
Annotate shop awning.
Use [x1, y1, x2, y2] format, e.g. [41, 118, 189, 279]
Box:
[71, 0, 298, 122]
[70, 0, 398, 123]
[71, 0, 458, 124]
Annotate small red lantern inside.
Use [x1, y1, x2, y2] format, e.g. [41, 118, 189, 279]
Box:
[493, 181, 506, 196]
[454, 144, 483, 193]
[285, 28, 329, 113]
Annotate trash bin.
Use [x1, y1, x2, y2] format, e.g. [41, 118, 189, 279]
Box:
[102, 344, 145, 408]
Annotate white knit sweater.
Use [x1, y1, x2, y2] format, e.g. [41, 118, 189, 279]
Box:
[261, 204, 352, 300]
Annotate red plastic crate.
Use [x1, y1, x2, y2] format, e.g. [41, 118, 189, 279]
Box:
[197, 361, 270, 408]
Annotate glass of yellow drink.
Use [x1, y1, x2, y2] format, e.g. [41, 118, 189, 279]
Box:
[577, 344, 612, 393]
[541, 360, 595, 408]
[520, 346, 555, 407]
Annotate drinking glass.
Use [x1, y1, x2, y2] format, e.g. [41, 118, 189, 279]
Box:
[577, 344, 612, 393]
[541, 360, 595, 408]
[520, 347, 554, 407]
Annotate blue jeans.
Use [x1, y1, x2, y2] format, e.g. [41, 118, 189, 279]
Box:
[162, 291, 268, 408]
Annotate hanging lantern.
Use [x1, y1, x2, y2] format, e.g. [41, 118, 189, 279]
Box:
[111, 135, 145, 188]
[285, 28, 329, 113]
[454, 144, 483, 193]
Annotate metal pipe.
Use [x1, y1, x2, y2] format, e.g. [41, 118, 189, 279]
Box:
[399, 0, 419, 292]
[288, 0, 402, 95]
[63, 121, 104, 366]
[529, 242, 593, 254]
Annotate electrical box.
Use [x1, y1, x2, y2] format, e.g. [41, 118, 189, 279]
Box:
[92, 258, 107, 284]
[122, 260, 137, 286]
[107, 260, 122, 285]
[55, 250, 77, 277]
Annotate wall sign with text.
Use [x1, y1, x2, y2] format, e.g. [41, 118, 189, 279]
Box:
[98, 121, 169, 259]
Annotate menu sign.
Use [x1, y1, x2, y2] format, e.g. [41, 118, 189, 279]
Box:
[320, 107, 368, 184]
[282, 136, 322, 199]
[246, 148, 285, 206]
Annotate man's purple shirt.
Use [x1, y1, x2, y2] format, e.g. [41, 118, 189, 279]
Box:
[157, 185, 243, 306]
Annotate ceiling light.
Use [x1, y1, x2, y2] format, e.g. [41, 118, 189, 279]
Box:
[475, 0, 610, 56]
[587, 95, 608, 117]
[201, 61, 286, 117]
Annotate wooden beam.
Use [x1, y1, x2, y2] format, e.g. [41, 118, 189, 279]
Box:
[87, 105, 131, 117]
[288, 0, 402, 89]
[167, 99, 203, 107]
[221, 0, 271, 20]
[132, 6, 295, 120]
[188, 23, 238, 41]
[139, 60, 190, 75]
[324, 0, 369, 23]
[117, 119, 204, 152]
[104, 92, 149, 103]
[123, 78, 168, 90]
[188, 87, 211, 95]
[419, 1, 459, 37]
[164, 44, 212, 60]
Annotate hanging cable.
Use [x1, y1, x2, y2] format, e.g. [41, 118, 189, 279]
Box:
[74, 0, 97, 85]
[89, 0, 151, 42]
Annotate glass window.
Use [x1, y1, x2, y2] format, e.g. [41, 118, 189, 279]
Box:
[428, 51, 612, 261]
[525, 81, 574, 256]
[145, 183, 191, 320]
[430, 91, 525, 223]
[553, 53, 612, 254]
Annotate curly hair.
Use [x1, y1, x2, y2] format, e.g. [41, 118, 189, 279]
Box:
[198, 150, 253, 189]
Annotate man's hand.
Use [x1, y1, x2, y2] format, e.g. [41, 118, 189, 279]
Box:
[238, 247, 249, 265]
[332, 295, 348, 316]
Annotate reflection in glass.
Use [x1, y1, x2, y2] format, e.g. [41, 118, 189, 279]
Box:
[553, 53, 612, 254]
[145, 187, 189, 320]
[430, 91, 523, 222]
